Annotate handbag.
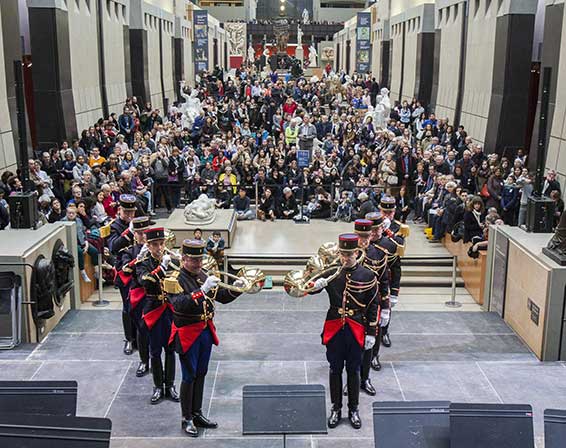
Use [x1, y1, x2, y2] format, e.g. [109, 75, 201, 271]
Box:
[387, 175, 399, 186]
[480, 183, 490, 198]
[167, 173, 177, 183]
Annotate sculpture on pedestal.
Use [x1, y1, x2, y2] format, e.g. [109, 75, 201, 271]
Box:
[179, 81, 203, 130]
[308, 44, 318, 67]
[543, 211, 566, 265]
[247, 44, 255, 65]
[297, 25, 303, 46]
[184, 194, 217, 225]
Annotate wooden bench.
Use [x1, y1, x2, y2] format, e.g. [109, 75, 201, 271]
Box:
[442, 235, 487, 306]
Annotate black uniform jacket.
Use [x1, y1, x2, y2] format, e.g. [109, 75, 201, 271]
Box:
[312, 263, 378, 348]
[168, 267, 240, 354]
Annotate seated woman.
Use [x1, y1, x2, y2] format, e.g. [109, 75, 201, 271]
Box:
[257, 188, 276, 221]
[463, 196, 485, 244]
[308, 186, 332, 219]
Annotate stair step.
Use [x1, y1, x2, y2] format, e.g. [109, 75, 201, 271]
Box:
[267, 274, 465, 288]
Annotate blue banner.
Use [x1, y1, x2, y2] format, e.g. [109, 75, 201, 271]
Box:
[356, 12, 371, 74]
[193, 10, 209, 75]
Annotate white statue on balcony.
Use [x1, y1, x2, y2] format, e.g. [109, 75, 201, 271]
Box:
[247, 44, 255, 64]
[302, 8, 310, 25]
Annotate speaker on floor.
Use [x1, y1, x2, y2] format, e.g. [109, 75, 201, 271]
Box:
[544, 408, 566, 448]
[0, 381, 78, 416]
[372, 401, 450, 448]
[0, 412, 111, 448]
[7, 191, 39, 229]
[450, 403, 534, 448]
[526, 195, 554, 233]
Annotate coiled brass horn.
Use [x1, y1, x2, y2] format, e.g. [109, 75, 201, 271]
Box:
[284, 243, 364, 298]
[202, 255, 266, 294]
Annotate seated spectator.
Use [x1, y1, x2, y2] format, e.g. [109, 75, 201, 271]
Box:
[233, 187, 254, 220]
[215, 185, 231, 209]
[0, 187, 9, 229]
[280, 187, 299, 219]
[463, 196, 485, 243]
[550, 190, 564, 229]
[395, 185, 411, 223]
[258, 188, 276, 221]
[206, 231, 225, 267]
[333, 190, 353, 222]
[193, 228, 203, 241]
[63, 204, 98, 283]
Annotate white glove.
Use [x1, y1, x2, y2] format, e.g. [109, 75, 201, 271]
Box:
[160, 254, 171, 270]
[202, 275, 220, 294]
[136, 244, 149, 260]
[389, 295, 398, 307]
[233, 279, 246, 288]
[313, 277, 328, 290]
[128, 221, 134, 233]
[383, 218, 391, 231]
[364, 335, 376, 350]
[380, 308, 391, 327]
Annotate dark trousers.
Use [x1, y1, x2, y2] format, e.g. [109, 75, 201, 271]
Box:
[131, 298, 149, 366]
[155, 181, 172, 210]
[148, 307, 175, 389]
[118, 285, 135, 343]
[179, 328, 213, 384]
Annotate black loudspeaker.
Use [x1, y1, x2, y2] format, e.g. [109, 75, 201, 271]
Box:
[7, 191, 39, 229]
[0, 412, 111, 448]
[544, 408, 566, 448]
[450, 403, 534, 448]
[0, 381, 78, 416]
[372, 401, 451, 448]
[242, 384, 327, 435]
[526, 195, 555, 233]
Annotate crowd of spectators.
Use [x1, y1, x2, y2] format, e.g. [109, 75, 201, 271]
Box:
[0, 63, 563, 270]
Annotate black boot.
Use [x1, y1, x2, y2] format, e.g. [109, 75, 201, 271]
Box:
[381, 333, 392, 347]
[136, 329, 149, 377]
[150, 357, 164, 405]
[347, 372, 361, 429]
[180, 381, 198, 437]
[371, 356, 382, 371]
[122, 312, 134, 355]
[361, 379, 376, 396]
[164, 351, 179, 402]
[192, 375, 218, 428]
[328, 372, 343, 429]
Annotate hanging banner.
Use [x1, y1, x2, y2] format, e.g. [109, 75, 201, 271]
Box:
[193, 10, 209, 75]
[356, 12, 371, 73]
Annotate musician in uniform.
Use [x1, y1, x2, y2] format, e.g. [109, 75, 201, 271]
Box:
[116, 216, 150, 377]
[352, 218, 388, 395]
[107, 194, 138, 355]
[365, 212, 398, 371]
[136, 227, 180, 405]
[310, 234, 378, 429]
[379, 196, 409, 347]
[167, 240, 244, 437]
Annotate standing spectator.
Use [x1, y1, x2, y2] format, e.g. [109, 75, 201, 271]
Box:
[500, 175, 519, 225]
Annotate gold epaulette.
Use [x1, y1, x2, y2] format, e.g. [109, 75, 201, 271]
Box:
[163, 276, 183, 294]
[100, 220, 113, 239]
[397, 222, 410, 238]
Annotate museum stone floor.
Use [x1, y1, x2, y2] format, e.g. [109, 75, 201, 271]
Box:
[0, 222, 563, 447]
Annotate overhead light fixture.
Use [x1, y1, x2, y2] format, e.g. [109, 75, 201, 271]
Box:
[280, 5, 285, 11]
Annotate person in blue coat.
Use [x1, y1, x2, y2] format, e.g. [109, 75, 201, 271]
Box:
[500, 175, 519, 226]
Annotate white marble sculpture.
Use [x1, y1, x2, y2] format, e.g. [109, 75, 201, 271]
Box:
[184, 194, 217, 225]
[247, 44, 255, 64]
[308, 44, 317, 67]
[179, 81, 203, 130]
[297, 25, 303, 46]
[302, 8, 310, 25]
[379, 87, 391, 121]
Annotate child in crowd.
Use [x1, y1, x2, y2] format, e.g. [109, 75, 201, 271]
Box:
[206, 231, 225, 267]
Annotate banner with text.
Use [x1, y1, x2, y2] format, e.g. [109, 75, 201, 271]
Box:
[193, 10, 209, 75]
[356, 12, 371, 73]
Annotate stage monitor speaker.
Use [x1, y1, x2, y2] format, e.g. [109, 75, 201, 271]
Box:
[526, 196, 554, 233]
[372, 401, 450, 448]
[7, 192, 39, 229]
[450, 403, 534, 448]
[242, 384, 327, 435]
[544, 408, 566, 448]
[0, 381, 77, 416]
[0, 412, 111, 448]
